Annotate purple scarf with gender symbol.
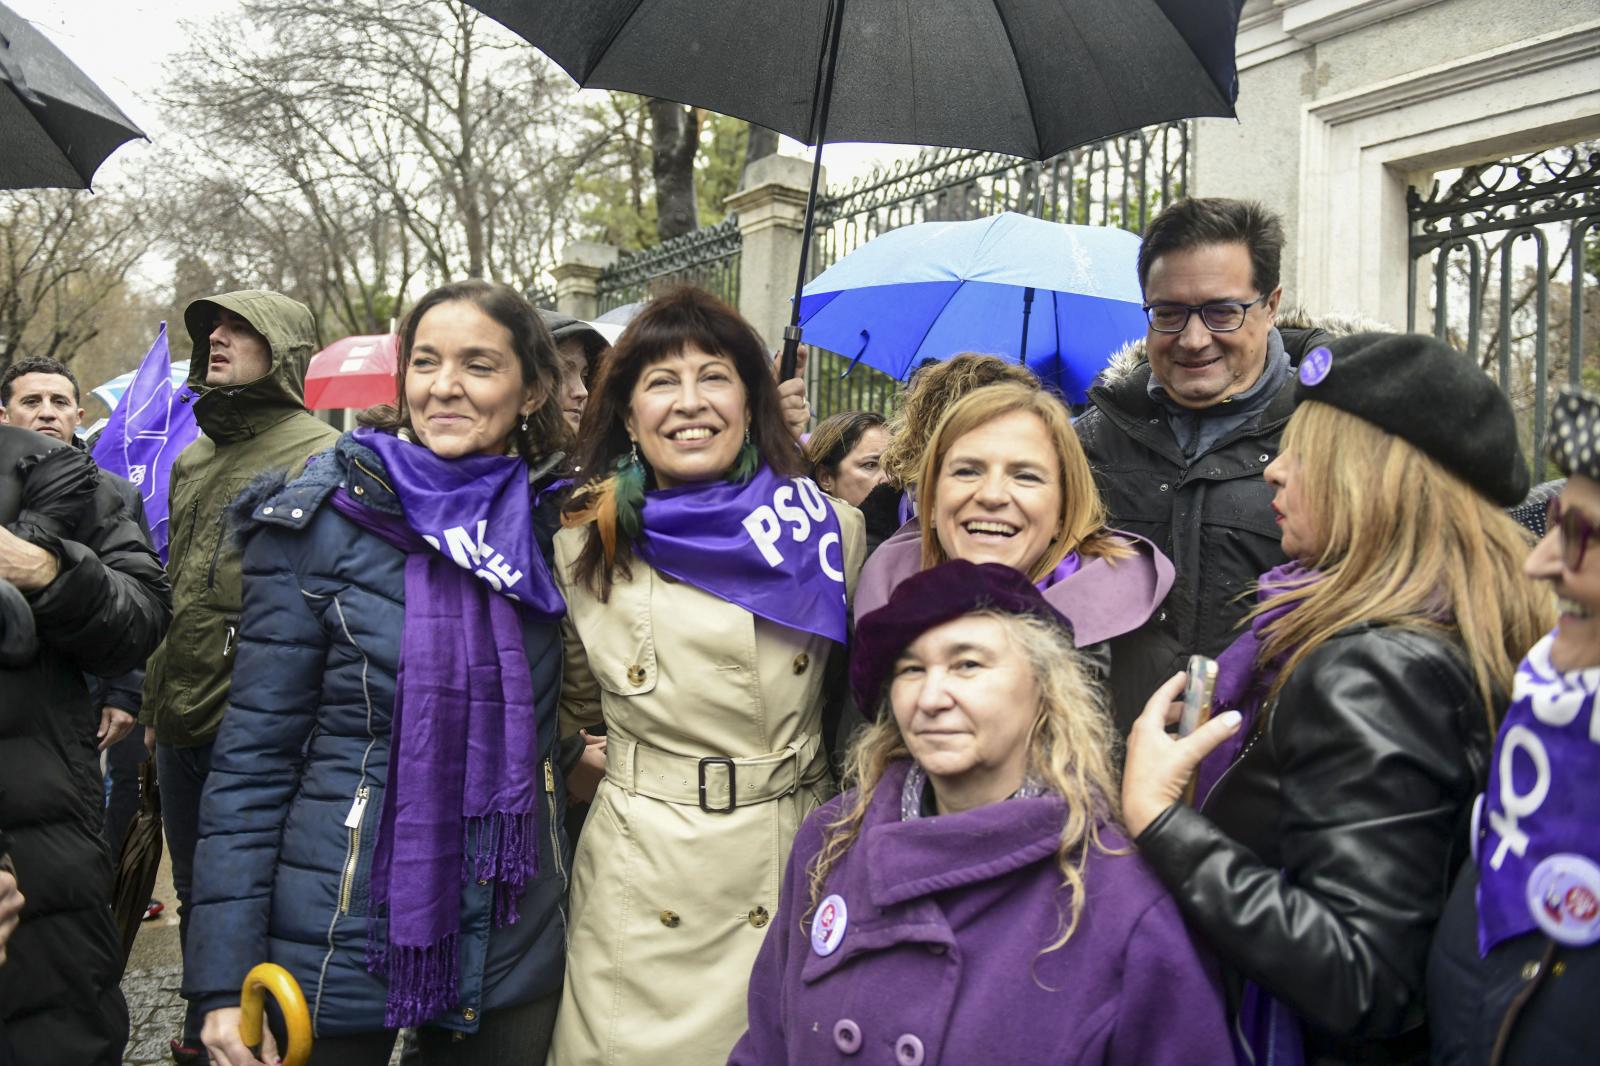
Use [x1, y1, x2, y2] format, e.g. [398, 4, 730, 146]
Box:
[636, 464, 849, 643]
[1477, 632, 1600, 954]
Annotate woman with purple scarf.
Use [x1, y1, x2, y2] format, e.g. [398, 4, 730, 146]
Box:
[1121, 332, 1552, 1065]
[854, 382, 1174, 730]
[187, 281, 577, 1066]
[547, 287, 865, 1064]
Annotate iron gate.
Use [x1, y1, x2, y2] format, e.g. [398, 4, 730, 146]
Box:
[1408, 143, 1600, 481]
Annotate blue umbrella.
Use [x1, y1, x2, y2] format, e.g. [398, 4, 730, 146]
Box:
[91, 359, 190, 411]
[797, 213, 1146, 401]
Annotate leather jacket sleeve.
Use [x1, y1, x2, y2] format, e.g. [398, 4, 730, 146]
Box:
[1135, 627, 1486, 1040]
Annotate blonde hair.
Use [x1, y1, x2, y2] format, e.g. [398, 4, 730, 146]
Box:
[1255, 401, 1553, 718]
[879, 354, 1039, 489]
[917, 383, 1131, 582]
[807, 611, 1122, 954]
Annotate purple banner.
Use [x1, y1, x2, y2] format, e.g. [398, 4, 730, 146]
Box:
[637, 465, 848, 643]
[90, 323, 199, 562]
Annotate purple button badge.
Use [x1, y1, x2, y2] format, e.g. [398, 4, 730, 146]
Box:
[1299, 346, 1333, 386]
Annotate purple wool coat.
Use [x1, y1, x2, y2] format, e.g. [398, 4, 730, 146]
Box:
[729, 761, 1231, 1066]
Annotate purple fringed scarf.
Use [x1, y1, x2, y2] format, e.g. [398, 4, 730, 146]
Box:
[330, 432, 564, 1028]
[1192, 563, 1319, 813]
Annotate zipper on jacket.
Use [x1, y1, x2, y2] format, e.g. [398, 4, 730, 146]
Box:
[545, 758, 567, 888]
[205, 509, 227, 590]
[338, 786, 370, 914]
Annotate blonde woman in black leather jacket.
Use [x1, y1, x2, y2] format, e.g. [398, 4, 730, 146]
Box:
[1120, 333, 1552, 1065]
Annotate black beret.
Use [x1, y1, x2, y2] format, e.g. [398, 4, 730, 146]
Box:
[850, 560, 1072, 710]
[1293, 331, 1529, 506]
[1549, 387, 1600, 482]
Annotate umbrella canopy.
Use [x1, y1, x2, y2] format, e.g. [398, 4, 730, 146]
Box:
[464, 1, 1241, 157]
[461, 0, 1244, 379]
[798, 213, 1145, 400]
[0, 2, 146, 189]
[111, 761, 162, 969]
[304, 334, 399, 410]
[90, 358, 190, 412]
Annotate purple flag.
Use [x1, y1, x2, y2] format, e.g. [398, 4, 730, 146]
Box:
[90, 323, 199, 562]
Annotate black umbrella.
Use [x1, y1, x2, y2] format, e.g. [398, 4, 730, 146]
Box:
[111, 760, 162, 969]
[0, 2, 146, 189]
[463, 0, 1244, 376]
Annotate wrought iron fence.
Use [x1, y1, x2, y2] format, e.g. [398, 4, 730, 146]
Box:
[1408, 143, 1600, 481]
[594, 215, 742, 314]
[805, 123, 1190, 419]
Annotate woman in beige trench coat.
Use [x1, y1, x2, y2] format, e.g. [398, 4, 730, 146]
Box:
[547, 287, 865, 1065]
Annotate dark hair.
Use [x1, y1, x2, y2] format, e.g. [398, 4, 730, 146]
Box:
[359, 280, 570, 462]
[2, 356, 80, 406]
[1137, 198, 1285, 297]
[805, 410, 887, 482]
[567, 285, 804, 598]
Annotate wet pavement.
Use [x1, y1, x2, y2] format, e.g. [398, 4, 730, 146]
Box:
[117, 850, 404, 1065]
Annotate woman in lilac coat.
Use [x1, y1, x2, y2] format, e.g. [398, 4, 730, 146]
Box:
[731, 561, 1228, 1066]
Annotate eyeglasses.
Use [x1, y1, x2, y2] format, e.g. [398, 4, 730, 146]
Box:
[1142, 294, 1270, 333]
[1546, 497, 1600, 570]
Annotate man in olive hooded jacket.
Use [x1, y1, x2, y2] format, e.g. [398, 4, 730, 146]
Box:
[139, 291, 338, 1060]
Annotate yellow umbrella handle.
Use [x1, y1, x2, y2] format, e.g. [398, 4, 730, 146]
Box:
[239, 962, 312, 1066]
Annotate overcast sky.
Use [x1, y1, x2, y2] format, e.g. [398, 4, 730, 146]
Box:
[10, 0, 918, 189]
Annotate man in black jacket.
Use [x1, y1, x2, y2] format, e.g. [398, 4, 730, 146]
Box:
[1076, 198, 1332, 730]
[0, 424, 171, 1066]
[2, 358, 154, 858]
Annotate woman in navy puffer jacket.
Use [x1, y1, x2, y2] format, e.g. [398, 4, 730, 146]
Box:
[185, 281, 576, 1066]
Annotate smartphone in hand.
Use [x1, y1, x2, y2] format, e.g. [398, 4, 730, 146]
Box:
[1178, 655, 1218, 737]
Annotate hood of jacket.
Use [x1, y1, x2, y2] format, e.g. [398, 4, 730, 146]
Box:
[184, 290, 321, 442]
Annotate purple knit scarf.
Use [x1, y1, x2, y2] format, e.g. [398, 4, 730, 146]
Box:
[329, 436, 561, 1028]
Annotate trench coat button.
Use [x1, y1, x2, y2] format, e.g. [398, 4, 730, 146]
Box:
[1158, 483, 1169, 492]
[262, 506, 274, 515]
[1259, 453, 1271, 463]
[832, 1019, 862, 1054]
[290, 508, 304, 519]
[627, 663, 646, 686]
[461, 1007, 477, 1021]
[748, 906, 770, 928]
[894, 1033, 925, 1066]
[660, 910, 680, 927]
[792, 653, 809, 675]
[1521, 960, 1541, 980]
[353, 484, 365, 496]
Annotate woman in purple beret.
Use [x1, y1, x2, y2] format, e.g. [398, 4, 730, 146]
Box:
[730, 559, 1229, 1066]
[856, 382, 1173, 730]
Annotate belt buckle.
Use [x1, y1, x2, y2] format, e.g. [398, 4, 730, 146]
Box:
[698, 756, 736, 813]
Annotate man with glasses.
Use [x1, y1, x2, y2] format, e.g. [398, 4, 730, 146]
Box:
[1076, 197, 1336, 731]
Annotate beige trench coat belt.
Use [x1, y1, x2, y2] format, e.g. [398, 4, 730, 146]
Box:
[605, 732, 826, 813]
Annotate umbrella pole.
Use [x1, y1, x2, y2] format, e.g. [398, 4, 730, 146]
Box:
[779, 0, 848, 382]
[1019, 286, 1036, 362]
